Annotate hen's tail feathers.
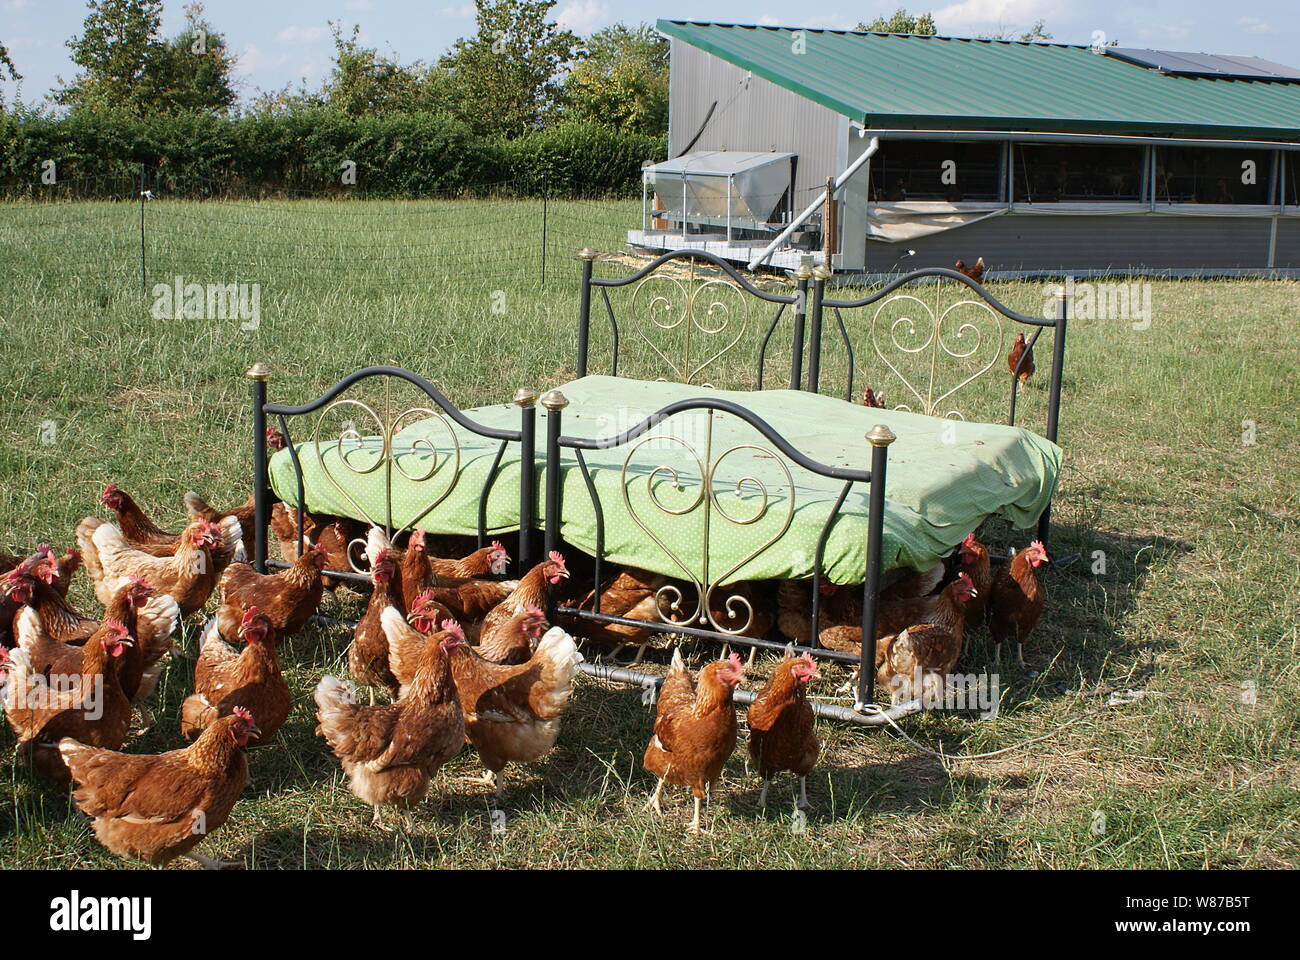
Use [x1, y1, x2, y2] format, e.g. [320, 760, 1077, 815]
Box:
[179, 693, 215, 739]
[365, 526, 391, 568]
[183, 491, 213, 521]
[75, 516, 109, 604]
[313, 674, 358, 747]
[137, 593, 181, 662]
[13, 604, 52, 660]
[669, 646, 687, 676]
[215, 515, 245, 570]
[532, 626, 583, 720]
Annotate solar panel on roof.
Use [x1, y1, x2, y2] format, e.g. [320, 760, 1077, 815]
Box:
[1106, 47, 1300, 81]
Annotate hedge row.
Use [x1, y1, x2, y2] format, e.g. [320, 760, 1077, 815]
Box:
[0, 109, 667, 198]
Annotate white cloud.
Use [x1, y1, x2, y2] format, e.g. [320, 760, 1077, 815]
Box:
[1235, 17, 1273, 35]
[4, 0, 31, 10]
[757, 15, 780, 27]
[234, 43, 289, 78]
[931, 0, 1060, 32]
[555, 0, 608, 33]
[275, 25, 329, 45]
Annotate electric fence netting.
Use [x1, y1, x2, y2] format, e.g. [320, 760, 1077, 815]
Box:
[0, 170, 640, 296]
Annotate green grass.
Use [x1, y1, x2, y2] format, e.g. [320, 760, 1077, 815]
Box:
[0, 197, 1297, 869]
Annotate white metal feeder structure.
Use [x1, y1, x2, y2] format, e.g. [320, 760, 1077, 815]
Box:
[633, 151, 799, 264]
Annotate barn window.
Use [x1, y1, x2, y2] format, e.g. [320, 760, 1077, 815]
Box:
[1013, 143, 1146, 202]
[1281, 152, 1298, 207]
[1154, 147, 1274, 204]
[868, 141, 1003, 202]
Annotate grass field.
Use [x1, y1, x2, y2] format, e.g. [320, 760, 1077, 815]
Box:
[1, 197, 1297, 869]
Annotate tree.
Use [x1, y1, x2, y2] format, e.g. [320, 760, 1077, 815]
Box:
[55, 0, 165, 114]
[439, 0, 580, 138]
[54, 0, 234, 114]
[978, 20, 1055, 41]
[856, 9, 937, 35]
[151, 3, 237, 113]
[562, 23, 667, 136]
[319, 22, 448, 115]
[0, 40, 21, 108]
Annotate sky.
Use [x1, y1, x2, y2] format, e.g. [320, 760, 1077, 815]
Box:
[2, 0, 1297, 107]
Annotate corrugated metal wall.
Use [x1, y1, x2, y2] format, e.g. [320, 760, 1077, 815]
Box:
[866, 213, 1294, 272]
[668, 39, 844, 208]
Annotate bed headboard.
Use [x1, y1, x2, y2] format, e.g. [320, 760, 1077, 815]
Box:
[574, 248, 814, 391]
[811, 267, 1066, 442]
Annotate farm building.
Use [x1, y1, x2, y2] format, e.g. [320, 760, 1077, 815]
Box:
[632, 21, 1300, 277]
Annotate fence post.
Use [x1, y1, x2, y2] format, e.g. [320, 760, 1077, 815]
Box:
[540, 389, 568, 617]
[857, 423, 896, 707]
[139, 162, 147, 295]
[540, 189, 548, 286]
[515, 387, 539, 573]
[807, 264, 830, 393]
[247, 363, 271, 574]
[576, 248, 597, 378]
[1038, 291, 1069, 549]
[789, 263, 811, 389]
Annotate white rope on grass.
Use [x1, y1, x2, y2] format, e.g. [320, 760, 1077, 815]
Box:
[854, 689, 1149, 762]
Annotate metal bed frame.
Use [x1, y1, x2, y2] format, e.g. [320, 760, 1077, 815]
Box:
[243, 248, 1067, 724]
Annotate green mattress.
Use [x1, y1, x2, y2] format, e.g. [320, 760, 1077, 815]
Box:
[268, 375, 1061, 584]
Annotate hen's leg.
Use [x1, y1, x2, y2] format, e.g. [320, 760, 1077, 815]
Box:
[1015, 642, 1027, 670]
[600, 643, 628, 665]
[188, 851, 241, 870]
[758, 779, 771, 810]
[797, 776, 811, 811]
[371, 805, 394, 832]
[687, 795, 703, 834]
[644, 777, 666, 814]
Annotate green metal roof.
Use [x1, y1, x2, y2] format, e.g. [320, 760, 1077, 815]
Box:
[658, 21, 1300, 141]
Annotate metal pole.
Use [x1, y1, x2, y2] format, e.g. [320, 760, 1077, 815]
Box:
[1038, 293, 1068, 549]
[540, 390, 568, 616]
[857, 424, 895, 707]
[748, 136, 879, 271]
[807, 265, 830, 393]
[789, 263, 811, 389]
[726, 174, 733, 245]
[139, 162, 147, 295]
[540, 190, 548, 286]
[576, 248, 596, 378]
[514, 387, 539, 573]
[247, 363, 271, 574]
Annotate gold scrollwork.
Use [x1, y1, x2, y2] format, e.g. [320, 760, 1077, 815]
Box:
[621, 413, 794, 636]
[309, 387, 462, 567]
[630, 272, 749, 385]
[867, 282, 1004, 419]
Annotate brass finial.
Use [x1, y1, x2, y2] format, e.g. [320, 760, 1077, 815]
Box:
[246, 362, 271, 381]
[866, 424, 897, 447]
[577, 248, 598, 261]
[540, 389, 569, 411]
[513, 387, 539, 408]
[793, 263, 813, 281]
[811, 264, 833, 281]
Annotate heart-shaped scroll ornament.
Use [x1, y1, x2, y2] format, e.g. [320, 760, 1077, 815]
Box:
[869, 287, 1005, 420]
[631, 274, 749, 386]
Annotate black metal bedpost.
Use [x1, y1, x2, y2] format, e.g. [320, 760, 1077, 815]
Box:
[857, 424, 896, 707]
[1038, 290, 1069, 549]
[576, 248, 597, 378]
[247, 362, 271, 574]
[789, 263, 811, 390]
[806, 264, 830, 393]
[515, 387, 540, 573]
[540, 389, 568, 616]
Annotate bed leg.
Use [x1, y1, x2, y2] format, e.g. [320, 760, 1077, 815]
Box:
[858, 424, 896, 708]
[1039, 292, 1068, 554]
[540, 390, 569, 618]
[247, 363, 271, 575]
[515, 387, 540, 573]
[789, 264, 810, 390]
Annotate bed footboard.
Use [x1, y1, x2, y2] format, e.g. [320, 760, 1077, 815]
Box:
[246, 363, 538, 585]
[539, 389, 897, 709]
